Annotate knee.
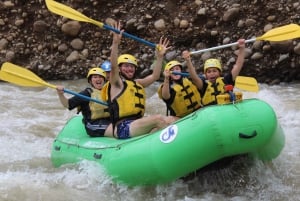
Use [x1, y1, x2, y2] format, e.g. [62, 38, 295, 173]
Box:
[153, 114, 166, 122]
[165, 116, 178, 124]
[155, 115, 176, 127]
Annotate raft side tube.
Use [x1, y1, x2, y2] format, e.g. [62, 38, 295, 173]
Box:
[102, 111, 224, 185]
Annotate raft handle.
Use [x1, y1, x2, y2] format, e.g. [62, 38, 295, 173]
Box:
[54, 145, 61, 151]
[93, 153, 102, 160]
[239, 131, 257, 139]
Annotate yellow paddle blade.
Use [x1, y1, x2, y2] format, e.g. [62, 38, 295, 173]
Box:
[257, 23, 300, 42]
[235, 76, 259, 92]
[0, 62, 55, 89]
[0, 70, 43, 87]
[45, 0, 104, 28]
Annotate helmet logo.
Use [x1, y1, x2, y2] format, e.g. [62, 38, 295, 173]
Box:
[127, 58, 134, 63]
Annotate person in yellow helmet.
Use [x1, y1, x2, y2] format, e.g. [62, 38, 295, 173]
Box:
[182, 38, 246, 106]
[157, 60, 202, 119]
[102, 21, 176, 139]
[56, 67, 112, 137]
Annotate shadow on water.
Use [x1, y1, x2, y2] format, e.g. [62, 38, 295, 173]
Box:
[175, 154, 287, 199]
[181, 155, 254, 187]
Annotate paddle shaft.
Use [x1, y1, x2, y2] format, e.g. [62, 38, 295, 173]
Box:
[102, 24, 156, 48]
[171, 71, 189, 76]
[191, 38, 256, 55]
[63, 89, 108, 106]
[26, 77, 109, 106]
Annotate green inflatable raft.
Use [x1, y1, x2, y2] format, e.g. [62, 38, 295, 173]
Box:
[51, 98, 285, 186]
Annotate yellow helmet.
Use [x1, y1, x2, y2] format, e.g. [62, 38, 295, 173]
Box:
[87, 67, 106, 80]
[204, 58, 222, 72]
[164, 60, 182, 71]
[117, 54, 138, 67]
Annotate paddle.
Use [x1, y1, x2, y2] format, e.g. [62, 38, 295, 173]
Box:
[45, 0, 156, 48]
[191, 23, 300, 55]
[171, 72, 259, 92]
[46, 0, 300, 53]
[235, 76, 259, 92]
[0, 62, 108, 106]
[171, 71, 190, 77]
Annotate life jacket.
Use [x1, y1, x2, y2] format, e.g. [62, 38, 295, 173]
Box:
[158, 78, 202, 117]
[201, 77, 227, 106]
[107, 80, 146, 124]
[89, 88, 110, 120]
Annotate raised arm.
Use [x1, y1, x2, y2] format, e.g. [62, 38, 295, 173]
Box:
[231, 39, 245, 80]
[182, 50, 203, 90]
[109, 21, 124, 100]
[160, 69, 171, 100]
[137, 37, 171, 87]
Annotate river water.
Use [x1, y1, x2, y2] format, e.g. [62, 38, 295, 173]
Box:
[0, 79, 299, 201]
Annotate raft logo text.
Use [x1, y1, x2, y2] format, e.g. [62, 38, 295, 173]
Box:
[160, 125, 178, 143]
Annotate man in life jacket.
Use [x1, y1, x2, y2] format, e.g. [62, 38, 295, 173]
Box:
[182, 38, 246, 106]
[56, 67, 112, 137]
[102, 21, 176, 139]
[157, 60, 202, 119]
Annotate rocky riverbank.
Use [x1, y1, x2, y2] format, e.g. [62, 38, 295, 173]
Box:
[0, 0, 300, 84]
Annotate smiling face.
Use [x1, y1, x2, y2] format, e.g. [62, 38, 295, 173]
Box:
[90, 74, 105, 90]
[119, 63, 136, 80]
[205, 67, 221, 83]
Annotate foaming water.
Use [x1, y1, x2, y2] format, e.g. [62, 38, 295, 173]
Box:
[0, 80, 299, 201]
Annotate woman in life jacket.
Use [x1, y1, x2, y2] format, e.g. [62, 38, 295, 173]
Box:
[56, 67, 112, 137]
[157, 60, 202, 119]
[182, 38, 246, 106]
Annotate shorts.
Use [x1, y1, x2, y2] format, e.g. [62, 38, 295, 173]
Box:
[85, 119, 110, 137]
[116, 120, 134, 139]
